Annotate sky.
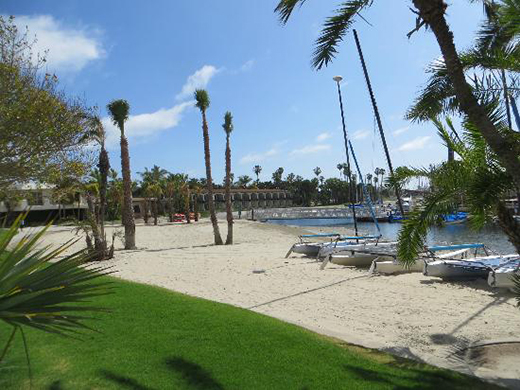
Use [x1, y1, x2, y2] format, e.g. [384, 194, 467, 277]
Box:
[3, 1, 485, 183]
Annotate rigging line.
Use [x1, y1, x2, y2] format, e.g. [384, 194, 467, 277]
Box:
[348, 140, 382, 236]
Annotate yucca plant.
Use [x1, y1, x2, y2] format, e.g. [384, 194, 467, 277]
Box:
[0, 215, 111, 378]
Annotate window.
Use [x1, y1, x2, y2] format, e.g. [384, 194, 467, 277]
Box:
[28, 191, 44, 206]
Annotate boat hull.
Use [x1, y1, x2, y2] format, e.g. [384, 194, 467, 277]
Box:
[330, 253, 387, 267]
[370, 260, 424, 275]
[291, 243, 321, 257]
[424, 260, 489, 279]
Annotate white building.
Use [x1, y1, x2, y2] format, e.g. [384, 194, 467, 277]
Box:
[0, 183, 88, 223]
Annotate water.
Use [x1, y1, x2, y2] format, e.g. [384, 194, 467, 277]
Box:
[265, 219, 516, 254]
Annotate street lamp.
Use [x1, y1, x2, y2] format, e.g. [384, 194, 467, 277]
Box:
[333, 75, 358, 236]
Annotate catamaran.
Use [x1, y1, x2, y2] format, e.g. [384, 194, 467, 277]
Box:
[370, 243, 484, 275]
[286, 233, 380, 258]
[423, 244, 519, 280]
[488, 257, 520, 290]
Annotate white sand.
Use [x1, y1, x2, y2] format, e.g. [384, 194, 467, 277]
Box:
[37, 219, 520, 388]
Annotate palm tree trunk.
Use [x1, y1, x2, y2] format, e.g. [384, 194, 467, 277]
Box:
[194, 194, 199, 222]
[225, 134, 233, 244]
[98, 145, 109, 256]
[202, 110, 223, 245]
[184, 191, 191, 224]
[153, 199, 158, 226]
[120, 132, 136, 249]
[413, 0, 520, 189]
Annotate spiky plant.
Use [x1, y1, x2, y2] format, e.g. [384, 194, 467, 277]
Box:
[194, 90, 223, 245]
[0, 215, 111, 377]
[107, 99, 135, 249]
[223, 111, 234, 245]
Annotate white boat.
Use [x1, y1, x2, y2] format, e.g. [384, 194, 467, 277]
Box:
[318, 240, 394, 259]
[369, 246, 474, 275]
[424, 254, 518, 279]
[488, 257, 520, 290]
[329, 251, 394, 267]
[320, 242, 396, 269]
[286, 234, 380, 258]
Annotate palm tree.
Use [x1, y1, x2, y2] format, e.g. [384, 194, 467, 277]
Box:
[253, 165, 262, 184]
[140, 165, 167, 225]
[192, 184, 202, 222]
[194, 89, 223, 245]
[107, 99, 135, 249]
[275, 0, 520, 193]
[272, 167, 284, 188]
[394, 117, 520, 266]
[337, 163, 344, 179]
[223, 111, 234, 245]
[85, 116, 112, 260]
[237, 175, 253, 188]
[313, 167, 322, 178]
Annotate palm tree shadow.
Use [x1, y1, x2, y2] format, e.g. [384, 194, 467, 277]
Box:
[165, 357, 224, 390]
[99, 369, 152, 390]
[342, 362, 496, 390]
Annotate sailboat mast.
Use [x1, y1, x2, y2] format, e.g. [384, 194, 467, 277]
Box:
[353, 29, 405, 217]
[335, 80, 359, 236]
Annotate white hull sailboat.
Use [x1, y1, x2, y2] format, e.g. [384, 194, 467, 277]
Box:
[424, 254, 518, 279]
[370, 245, 481, 275]
[287, 234, 381, 258]
[487, 257, 520, 290]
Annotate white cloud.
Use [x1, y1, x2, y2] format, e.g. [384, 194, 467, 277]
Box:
[240, 148, 278, 165]
[316, 132, 332, 142]
[176, 65, 220, 100]
[352, 130, 370, 140]
[290, 144, 331, 155]
[13, 15, 104, 72]
[397, 136, 431, 152]
[103, 101, 193, 148]
[393, 126, 409, 136]
[240, 59, 255, 72]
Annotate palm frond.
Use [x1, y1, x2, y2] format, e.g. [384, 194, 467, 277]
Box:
[312, 1, 373, 70]
[397, 187, 461, 266]
[274, 0, 307, 24]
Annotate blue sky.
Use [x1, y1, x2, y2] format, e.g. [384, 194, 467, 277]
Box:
[3, 1, 484, 182]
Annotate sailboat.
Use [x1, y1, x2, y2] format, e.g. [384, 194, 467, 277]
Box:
[488, 257, 520, 290]
[370, 243, 485, 275]
[286, 233, 380, 258]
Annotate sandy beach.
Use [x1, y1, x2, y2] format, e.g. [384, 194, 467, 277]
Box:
[37, 219, 520, 388]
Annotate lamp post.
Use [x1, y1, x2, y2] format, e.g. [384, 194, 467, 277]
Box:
[333, 76, 358, 237]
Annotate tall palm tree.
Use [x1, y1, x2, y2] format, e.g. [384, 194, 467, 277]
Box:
[313, 167, 322, 178]
[275, 0, 520, 192]
[253, 165, 262, 184]
[86, 116, 111, 260]
[194, 90, 223, 245]
[107, 99, 135, 249]
[223, 111, 234, 245]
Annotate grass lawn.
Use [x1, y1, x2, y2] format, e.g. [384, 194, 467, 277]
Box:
[0, 277, 499, 390]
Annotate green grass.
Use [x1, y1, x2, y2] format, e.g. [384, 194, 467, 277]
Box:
[0, 277, 499, 390]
